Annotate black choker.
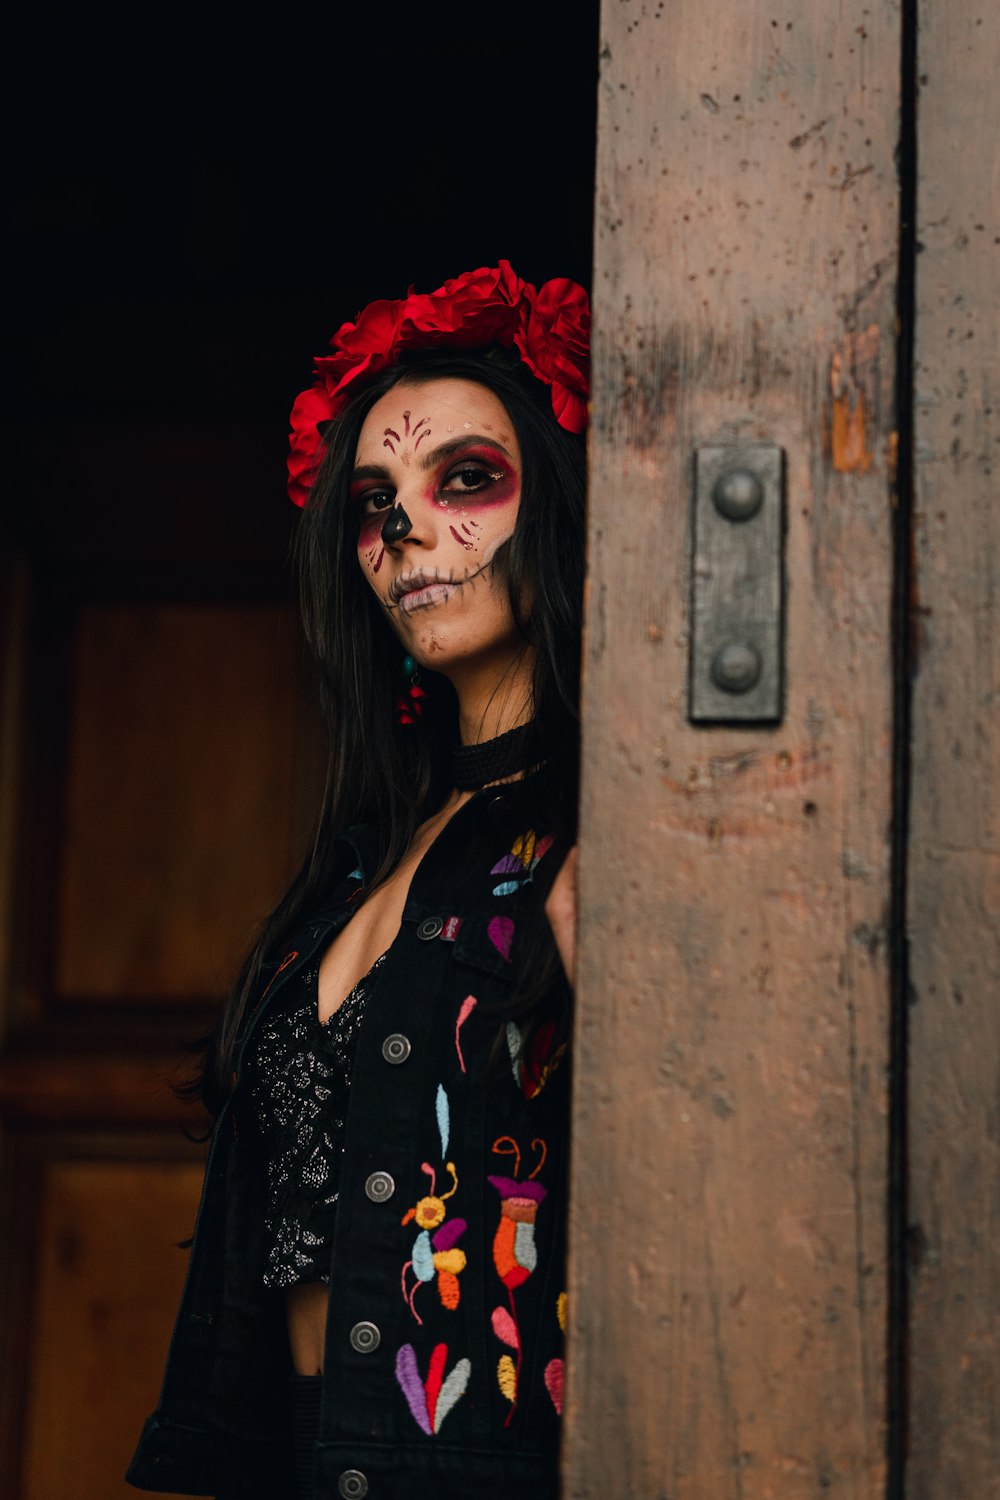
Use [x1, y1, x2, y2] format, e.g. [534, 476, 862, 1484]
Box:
[451, 722, 540, 791]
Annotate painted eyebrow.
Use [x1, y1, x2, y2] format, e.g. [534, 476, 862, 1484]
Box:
[350, 464, 392, 485]
[418, 434, 514, 471]
[350, 435, 514, 487]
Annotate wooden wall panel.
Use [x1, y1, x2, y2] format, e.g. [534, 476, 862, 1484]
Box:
[908, 1, 1000, 1491]
[567, 3, 898, 1495]
[8, 1144, 202, 1500]
[0, 573, 318, 1495]
[55, 603, 309, 1003]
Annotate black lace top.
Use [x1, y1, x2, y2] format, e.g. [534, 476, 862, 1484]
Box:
[244, 949, 389, 1289]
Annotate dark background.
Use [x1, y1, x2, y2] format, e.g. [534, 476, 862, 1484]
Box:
[5, 8, 599, 578]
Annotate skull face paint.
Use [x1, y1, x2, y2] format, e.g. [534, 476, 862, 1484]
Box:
[351, 378, 524, 676]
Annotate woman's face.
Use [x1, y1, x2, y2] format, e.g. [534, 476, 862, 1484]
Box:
[352, 378, 525, 674]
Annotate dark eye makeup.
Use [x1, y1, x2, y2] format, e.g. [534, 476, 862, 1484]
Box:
[352, 486, 395, 514]
[439, 461, 507, 497]
[350, 444, 517, 529]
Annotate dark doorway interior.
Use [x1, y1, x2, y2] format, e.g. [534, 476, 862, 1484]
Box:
[0, 14, 598, 1498]
[6, 10, 598, 577]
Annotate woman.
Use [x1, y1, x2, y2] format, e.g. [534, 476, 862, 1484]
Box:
[128, 262, 586, 1500]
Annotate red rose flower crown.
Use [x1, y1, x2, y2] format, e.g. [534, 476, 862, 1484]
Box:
[287, 261, 590, 508]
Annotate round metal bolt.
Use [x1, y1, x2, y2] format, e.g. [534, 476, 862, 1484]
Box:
[710, 641, 762, 695]
[417, 916, 444, 941]
[713, 468, 764, 521]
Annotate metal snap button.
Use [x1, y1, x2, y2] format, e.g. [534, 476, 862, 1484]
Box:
[382, 1033, 411, 1065]
[338, 1472, 368, 1500]
[417, 916, 444, 940]
[349, 1320, 381, 1354]
[364, 1170, 395, 1203]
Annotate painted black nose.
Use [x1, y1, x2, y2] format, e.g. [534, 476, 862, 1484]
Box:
[381, 504, 413, 545]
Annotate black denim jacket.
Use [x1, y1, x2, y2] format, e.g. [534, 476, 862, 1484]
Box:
[127, 766, 572, 1500]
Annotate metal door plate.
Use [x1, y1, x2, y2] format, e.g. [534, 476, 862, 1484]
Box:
[689, 444, 785, 723]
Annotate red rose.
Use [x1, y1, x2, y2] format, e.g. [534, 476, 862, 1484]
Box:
[514, 278, 591, 436]
[398, 260, 527, 350]
[286, 263, 590, 506]
[317, 296, 407, 402]
[287, 381, 336, 509]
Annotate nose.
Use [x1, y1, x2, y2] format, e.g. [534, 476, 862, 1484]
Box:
[381, 504, 412, 546]
[379, 476, 439, 551]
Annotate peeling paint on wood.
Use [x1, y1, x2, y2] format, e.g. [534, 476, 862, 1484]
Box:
[830, 390, 874, 473]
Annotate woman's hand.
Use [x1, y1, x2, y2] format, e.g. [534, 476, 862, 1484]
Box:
[545, 844, 578, 985]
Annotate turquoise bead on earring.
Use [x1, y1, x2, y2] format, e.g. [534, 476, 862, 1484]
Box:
[397, 654, 427, 725]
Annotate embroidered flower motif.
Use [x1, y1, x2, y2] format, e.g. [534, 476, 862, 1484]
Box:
[490, 829, 556, 897]
[497, 1353, 518, 1406]
[395, 1343, 471, 1436]
[544, 1293, 567, 1415]
[287, 263, 589, 507]
[401, 1088, 467, 1323]
[454, 995, 477, 1072]
[544, 1357, 565, 1415]
[488, 1136, 549, 1425]
[488, 915, 515, 962]
[505, 1019, 568, 1100]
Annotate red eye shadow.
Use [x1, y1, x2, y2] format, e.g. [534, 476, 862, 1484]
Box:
[434, 446, 520, 509]
[358, 510, 384, 550]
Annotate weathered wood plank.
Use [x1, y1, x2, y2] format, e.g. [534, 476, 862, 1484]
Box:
[908, 2, 1000, 1491]
[566, 3, 899, 1495]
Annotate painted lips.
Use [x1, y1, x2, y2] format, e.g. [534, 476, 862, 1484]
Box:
[397, 581, 461, 614]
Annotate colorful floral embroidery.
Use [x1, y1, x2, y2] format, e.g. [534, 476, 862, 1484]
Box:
[396, 1343, 471, 1435]
[505, 1019, 568, 1099]
[545, 1293, 567, 1414]
[401, 1088, 467, 1323]
[435, 1083, 450, 1158]
[497, 1353, 518, 1404]
[454, 995, 477, 1072]
[487, 1136, 548, 1423]
[257, 951, 299, 1010]
[488, 915, 515, 962]
[490, 829, 556, 897]
[544, 1357, 564, 1414]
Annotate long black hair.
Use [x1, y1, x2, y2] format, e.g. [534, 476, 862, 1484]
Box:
[198, 348, 585, 1114]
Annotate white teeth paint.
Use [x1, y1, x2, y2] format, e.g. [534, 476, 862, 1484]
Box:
[397, 583, 459, 615]
[389, 530, 515, 613]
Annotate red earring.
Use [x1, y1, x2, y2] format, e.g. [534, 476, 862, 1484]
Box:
[396, 654, 428, 725]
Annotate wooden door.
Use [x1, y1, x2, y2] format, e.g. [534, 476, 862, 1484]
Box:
[0, 558, 319, 1499]
[566, 0, 998, 1496]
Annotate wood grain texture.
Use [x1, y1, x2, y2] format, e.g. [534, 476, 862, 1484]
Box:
[908, 1, 1000, 1490]
[16, 1152, 203, 1500]
[54, 603, 311, 1002]
[566, 3, 898, 1495]
[0, 1052, 210, 1128]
